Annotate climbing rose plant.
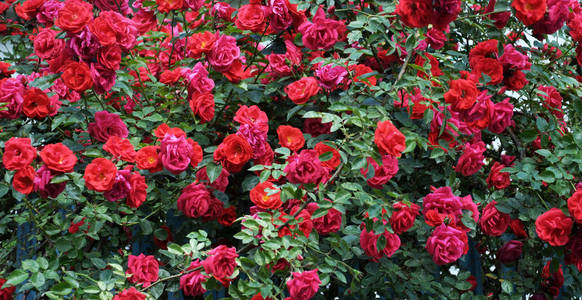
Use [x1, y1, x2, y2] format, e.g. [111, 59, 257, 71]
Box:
[0, 0, 582, 298]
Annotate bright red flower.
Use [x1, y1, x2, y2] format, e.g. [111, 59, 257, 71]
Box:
[374, 120, 406, 157]
[250, 181, 282, 210]
[214, 134, 253, 173]
[83, 158, 117, 192]
[13, 165, 35, 194]
[40, 143, 77, 173]
[535, 208, 573, 246]
[277, 125, 305, 152]
[55, 0, 94, 33]
[3, 137, 36, 171]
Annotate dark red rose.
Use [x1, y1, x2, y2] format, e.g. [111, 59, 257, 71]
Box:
[497, 240, 523, 264]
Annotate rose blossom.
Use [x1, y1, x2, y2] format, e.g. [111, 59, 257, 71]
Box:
[286, 269, 321, 300]
[426, 224, 467, 265]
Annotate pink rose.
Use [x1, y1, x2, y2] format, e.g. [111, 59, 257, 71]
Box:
[0, 78, 24, 119]
[208, 35, 240, 72]
[88, 111, 129, 142]
[126, 254, 159, 287]
[422, 186, 463, 222]
[286, 269, 321, 300]
[160, 134, 193, 175]
[487, 162, 511, 189]
[360, 224, 401, 261]
[269, 0, 293, 31]
[315, 64, 348, 90]
[180, 260, 207, 296]
[184, 62, 215, 94]
[488, 98, 514, 134]
[499, 44, 531, 70]
[90, 63, 116, 94]
[455, 141, 486, 176]
[426, 224, 467, 265]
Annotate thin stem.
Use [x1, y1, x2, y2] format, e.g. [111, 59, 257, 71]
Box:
[140, 266, 202, 292]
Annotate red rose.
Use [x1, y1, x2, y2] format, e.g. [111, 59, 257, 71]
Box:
[479, 200, 511, 236]
[113, 287, 146, 300]
[14, 0, 45, 20]
[374, 120, 406, 157]
[233, 105, 269, 134]
[360, 224, 401, 261]
[180, 260, 207, 296]
[127, 172, 147, 208]
[235, 1, 268, 32]
[62, 61, 93, 92]
[177, 183, 213, 218]
[504, 70, 528, 91]
[84, 158, 117, 192]
[97, 45, 122, 71]
[303, 118, 332, 137]
[213, 134, 253, 173]
[360, 156, 399, 189]
[218, 206, 237, 227]
[535, 208, 573, 246]
[13, 165, 35, 194]
[188, 139, 203, 169]
[472, 57, 504, 85]
[286, 269, 321, 300]
[22, 88, 51, 119]
[390, 201, 420, 234]
[103, 136, 136, 162]
[350, 64, 377, 87]
[512, 0, 547, 25]
[306, 202, 342, 235]
[187, 31, 217, 59]
[567, 190, 582, 223]
[541, 260, 564, 298]
[455, 141, 486, 176]
[0, 278, 16, 300]
[159, 68, 182, 85]
[250, 181, 282, 210]
[277, 125, 305, 152]
[314, 141, 340, 169]
[55, 0, 94, 33]
[189, 93, 215, 124]
[196, 166, 229, 192]
[395, 0, 434, 28]
[284, 77, 320, 105]
[202, 245, 238, 279]
[135, 146, 162, 172]
[40, 143, 77, 173]
[510, 218, 528, 238]
[34, 29, 65, 60]
[3, 137, 36, 171]
[426, 224, 468, 265]
[88, 12, 116, 46]
[486, 162, 511, 189]
[156, 0, 183, 12]
[126, 254, 159, 288]
[444, 79, 479, 112]
[284, 149, 328, 185]
[497, 240, 523, 264]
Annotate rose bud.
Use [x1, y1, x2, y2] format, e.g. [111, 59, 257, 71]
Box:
[497, 240, 523, 264]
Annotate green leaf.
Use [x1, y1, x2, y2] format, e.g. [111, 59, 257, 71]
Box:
[318, 151, 333, 162]
[206, 163, 222, 184]
[501, 280, 513, 294]
[30, 272, 45, 288]
[3, 270, 28, 288]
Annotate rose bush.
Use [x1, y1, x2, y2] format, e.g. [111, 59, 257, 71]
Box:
[0, 0, 582, 299]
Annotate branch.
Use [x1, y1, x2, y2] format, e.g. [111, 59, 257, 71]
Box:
[140, 265, 202, 292]
[506, 127, 525, 160]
